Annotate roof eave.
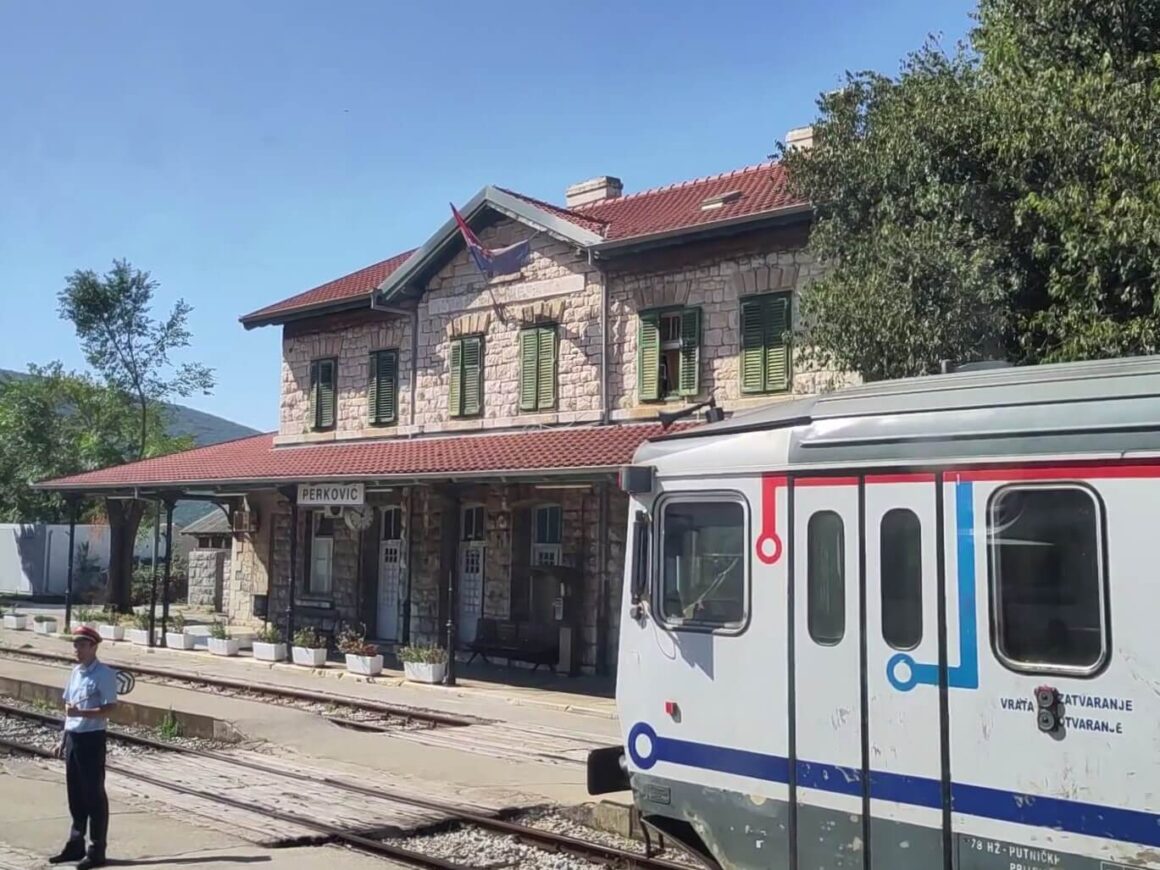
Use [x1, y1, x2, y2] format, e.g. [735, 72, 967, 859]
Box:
[591, 202, 814, 258]
[373, 186, 605, 305]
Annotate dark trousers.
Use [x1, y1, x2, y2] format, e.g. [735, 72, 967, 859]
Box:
[64, 730, 108, 851]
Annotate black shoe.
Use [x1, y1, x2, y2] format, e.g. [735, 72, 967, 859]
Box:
[75, 850, 106, 869]
[47, 839, 86, 864]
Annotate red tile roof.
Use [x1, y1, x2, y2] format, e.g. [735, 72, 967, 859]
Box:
[577, 162, 802, 241]
[242, 161, 806, 325]
[38, 424, 688, 491]
[240, 249, 415, 326]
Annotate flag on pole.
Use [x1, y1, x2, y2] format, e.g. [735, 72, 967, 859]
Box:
[450, 203, 532, 278]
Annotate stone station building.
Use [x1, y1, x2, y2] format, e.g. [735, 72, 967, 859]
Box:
[39, 140, 847, 677]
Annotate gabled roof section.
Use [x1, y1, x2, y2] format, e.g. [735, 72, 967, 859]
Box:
[240, 249, 416, 329]
[372, 186, 605, 306]
[583, 162, 806, 247]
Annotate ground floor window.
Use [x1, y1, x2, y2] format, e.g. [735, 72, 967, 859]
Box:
[306, 512, 335, 595]
[532, 504, 562, 566]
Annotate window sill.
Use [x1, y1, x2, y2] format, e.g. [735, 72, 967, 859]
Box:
[295, 596, 334, 608]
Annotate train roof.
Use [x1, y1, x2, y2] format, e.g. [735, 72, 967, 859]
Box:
[639, 354, 1160, 469]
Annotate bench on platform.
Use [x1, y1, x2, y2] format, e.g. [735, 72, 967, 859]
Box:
[466, 618, 558, 671]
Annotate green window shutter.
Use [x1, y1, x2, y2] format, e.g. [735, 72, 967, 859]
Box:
[638, 312, 660, 402]
[678, 307, 701, 397]
[312, 358, 336, 429]
[764, 295, 790, 391]
[369, 351, 397, 424]
[519, 329, 539, 411]
[740, 300, 766, 394]
[537, 327, 557, 409]
[449, 340, 463, 417]
[367, 354, 380, 423]
[462, 336, 482, 416]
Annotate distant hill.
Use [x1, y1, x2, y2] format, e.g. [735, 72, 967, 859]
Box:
[0, 367, 261, 529]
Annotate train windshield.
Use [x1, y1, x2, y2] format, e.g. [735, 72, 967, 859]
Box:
[660, 499, 745, 626]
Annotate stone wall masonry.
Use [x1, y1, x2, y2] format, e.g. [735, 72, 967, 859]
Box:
[187, 548, 226, 611]
[280, 315, 412, 439]
[224, 492, 277, 627]
[607, 237, 856, 418]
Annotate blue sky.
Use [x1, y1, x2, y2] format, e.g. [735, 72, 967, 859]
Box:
[0, 0, 976, 431]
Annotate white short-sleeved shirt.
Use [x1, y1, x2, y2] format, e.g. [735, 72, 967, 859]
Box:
[63, 660, 118, 733]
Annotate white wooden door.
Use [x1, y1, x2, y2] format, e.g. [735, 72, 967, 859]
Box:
[458, 543, 484, 644]
[377, 540, 401, 641]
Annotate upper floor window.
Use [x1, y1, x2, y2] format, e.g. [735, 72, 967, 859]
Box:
[381, 505, 402, 541]
[449, 336, 483, 418]
[462, 504, 486, 542]
[880, 508, 923, 650]
[309, 358, 337, 431]
[532, 504, 562, 566]
[989, 485, 1106, 674]
[659, 497, 746, 629]
[639, 307, 700, 402]
[519, 325, 557, 412]
[740, 293, 791, 394]
[368, 350, 398, 426]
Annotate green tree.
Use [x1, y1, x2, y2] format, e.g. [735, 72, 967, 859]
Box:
[780, 0, 1160, 381]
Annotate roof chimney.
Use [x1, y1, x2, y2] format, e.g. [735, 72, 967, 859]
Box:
[565, 176, 623, 208]
[785, 126, 814, 151]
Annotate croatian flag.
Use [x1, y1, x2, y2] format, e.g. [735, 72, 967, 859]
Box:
[451, 203, 531, 278]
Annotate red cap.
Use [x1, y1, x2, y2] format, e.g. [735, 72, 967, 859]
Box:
[72, 625, 101, 644]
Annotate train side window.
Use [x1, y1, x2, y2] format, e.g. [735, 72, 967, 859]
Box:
[989, 485, 1106, 673]
[659, 497, 747, 629]
[880, 508, 923, 650]
[807, 510, 845, 645]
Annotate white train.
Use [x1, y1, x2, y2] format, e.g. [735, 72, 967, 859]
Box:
[587, 356, 1160, 870]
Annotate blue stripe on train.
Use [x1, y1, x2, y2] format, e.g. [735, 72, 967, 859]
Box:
[627, 722, 1160, 848]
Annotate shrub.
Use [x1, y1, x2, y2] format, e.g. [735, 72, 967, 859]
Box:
[74, 607, 99, 626]
[100, 610, 121, 627]
[397, 644, 447, 665]
[292, 626, 322, 649]
[208, 619, 228, 640]
[169, 611, 186, 633]
[256, 625, 282, 644]
[132, 611, 152, 630]
[33, 614, 56, 624]
[336, 623, 378, 657]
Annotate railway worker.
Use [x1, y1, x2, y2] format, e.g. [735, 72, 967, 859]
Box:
[49, 624, 117, 869]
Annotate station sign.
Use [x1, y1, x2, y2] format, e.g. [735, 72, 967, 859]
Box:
[297, 482, 365, 507]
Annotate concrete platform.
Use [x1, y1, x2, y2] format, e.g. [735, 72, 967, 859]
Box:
[0, 760, 410, 869]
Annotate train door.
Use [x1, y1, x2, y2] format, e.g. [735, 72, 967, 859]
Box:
[948, 468, 1160, 869]
[863, 474, 946, 866]
[792, 477, 864, 870]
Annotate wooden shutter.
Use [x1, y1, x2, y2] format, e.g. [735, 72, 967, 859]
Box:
[462, 336, 482, 416]
[312, 358, 336, 429]
[764, 295, 790, 391]
[740, 300, 766, 394]
[638, 312, 660, 401]
[537, 327, 557, 409]
[369, 351, 397, 424]
[449, 340, 463, 416]
[678, 307, 701, 397]
[519, 329, 539, 411]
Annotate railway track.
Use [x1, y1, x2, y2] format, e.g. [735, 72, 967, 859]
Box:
[0, 703, 693, 870]
[0, 644, 481, 728]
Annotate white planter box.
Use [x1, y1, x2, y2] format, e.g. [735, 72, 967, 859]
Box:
[292, 646, 327, 667]
[345, 653, 383, 676]
[3, 615, 28, 630]
[208, 637, 240, 656]
[127, 628, 152, 645]
[403, 661, 447, 684]
[32, 620, 57, 635]
[98, 624, 124, 641]
[253, 641, 286, 662]
[166, 632, 196, 650]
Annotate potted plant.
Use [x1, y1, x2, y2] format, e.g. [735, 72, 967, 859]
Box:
[291, 626, 327, 667]
[338, 624, 382, 677]
[32, 614, 58, 635]
[206, 619, 239, 657]
[398, 644, 448, 684]
[2, 607, 28, 631]
[73, 607, 100, 628]
[252, 625, 286, 662]
[98, 611, 124, 642]
[127, 611, 153, 645]
[165, 611, 196, 650]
